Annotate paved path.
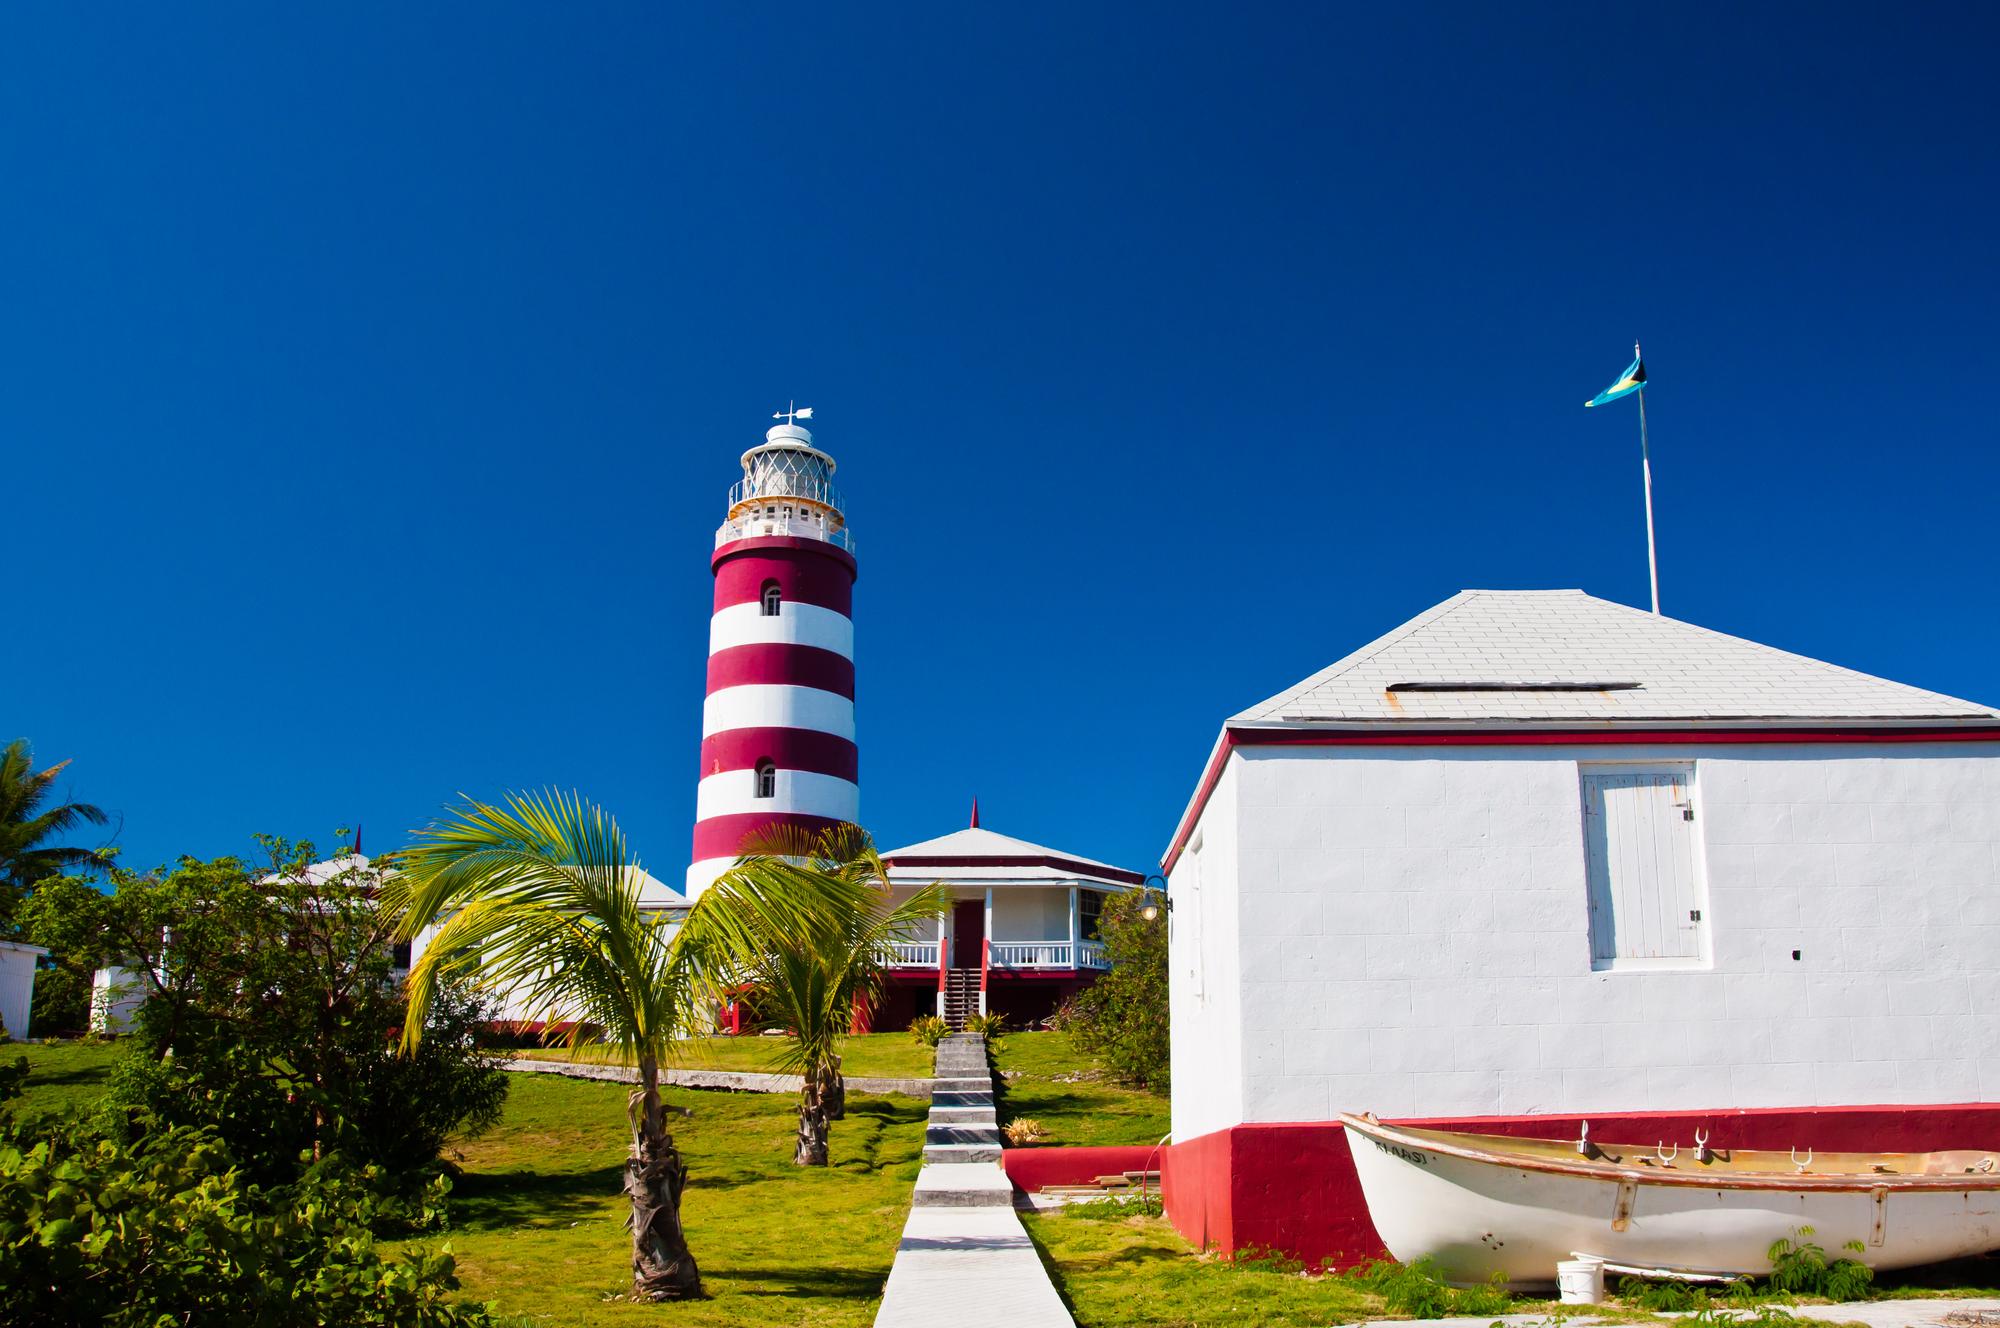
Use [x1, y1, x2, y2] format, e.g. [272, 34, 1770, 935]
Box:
[1333, 1297, 2000, 1328]
[498, 1056, 933, 1099]
[874, 1034, 1074, 1328]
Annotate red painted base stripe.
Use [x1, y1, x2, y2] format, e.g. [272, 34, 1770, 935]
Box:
[713, 542, 856, 612]
[692, 811, 847, 862]
[706, 644, 855, 698]
[698, 728, 858, 781]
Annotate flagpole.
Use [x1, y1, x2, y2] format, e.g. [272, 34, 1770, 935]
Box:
[1636, 338, 1660, 615]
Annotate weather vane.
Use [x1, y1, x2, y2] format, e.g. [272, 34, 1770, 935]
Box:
[772, 401, 814, 425]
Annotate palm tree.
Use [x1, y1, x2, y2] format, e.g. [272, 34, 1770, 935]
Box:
[386, 790, 701, 1302]
[0, 739, 114, 894]
[679, 823, 948, 1166]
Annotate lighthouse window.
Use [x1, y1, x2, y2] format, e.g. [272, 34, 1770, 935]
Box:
[761, 581, 782, 617]
[754, 761, 777, 799]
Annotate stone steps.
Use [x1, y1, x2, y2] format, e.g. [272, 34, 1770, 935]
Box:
[911, 1160, 1015, 1207]
[928, 1107, 996, 1126]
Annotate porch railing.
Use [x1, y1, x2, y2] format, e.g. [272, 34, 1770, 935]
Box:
[988, 940, 1112, 970]
[890, 940, 940, 967]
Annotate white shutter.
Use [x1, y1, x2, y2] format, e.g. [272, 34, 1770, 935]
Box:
[1583, 767, 1702, 965]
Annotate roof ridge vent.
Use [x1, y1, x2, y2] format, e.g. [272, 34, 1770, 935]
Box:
[1386, 680, 1645, 693]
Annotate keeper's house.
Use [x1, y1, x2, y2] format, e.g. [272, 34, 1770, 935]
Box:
[1158, 589, 2000, 1266]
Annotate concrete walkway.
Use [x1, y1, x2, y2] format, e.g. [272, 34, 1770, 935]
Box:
[874, 1034, 1074, 1328]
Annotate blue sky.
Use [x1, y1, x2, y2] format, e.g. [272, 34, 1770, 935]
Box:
[7, 5, 1996, 880]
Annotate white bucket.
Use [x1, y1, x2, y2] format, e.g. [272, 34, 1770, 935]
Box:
[1556, 1257, 1605, 1305]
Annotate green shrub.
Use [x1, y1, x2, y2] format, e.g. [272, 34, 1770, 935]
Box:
[909, 1014, 950, 1047]
[1342, 1257, 1511, 1317]
[964, 1011, 1010, 1038]
[1764, 1227, 1874, 1301]
[101, 843, 508, 1184]
[1066, 889, 1168, 1091]
[0, 1116, 492, 1326]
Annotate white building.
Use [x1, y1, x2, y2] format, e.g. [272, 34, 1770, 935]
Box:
[1158, 589, 2000, 1265]
[875, 813, 1143, 1029]
[0, 941, 46, 1040]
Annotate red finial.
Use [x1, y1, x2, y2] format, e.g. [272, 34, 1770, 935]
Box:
[970, 797, 980, 829]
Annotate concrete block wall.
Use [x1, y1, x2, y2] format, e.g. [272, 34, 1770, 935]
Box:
[1170, 742, 2000, 1141]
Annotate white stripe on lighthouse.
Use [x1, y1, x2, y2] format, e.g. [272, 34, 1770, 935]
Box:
[694, 769, 861, 822]
[707, 601, 854, 658]
[701, 684, 855, 741]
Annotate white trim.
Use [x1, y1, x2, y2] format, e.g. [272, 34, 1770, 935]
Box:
[702, 685, 855, 741]
[694, 768, 859, 822]
[709, 601, 853, 658]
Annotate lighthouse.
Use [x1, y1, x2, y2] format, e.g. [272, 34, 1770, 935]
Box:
[687, 411, 859, 898]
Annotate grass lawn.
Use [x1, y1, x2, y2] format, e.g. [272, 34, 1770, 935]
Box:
[512, 1032, 935, 1082]
[990, 1031, 1169, 1149]
[6, 1039, 123, 1120]
[1022, 1205, 1411, 1328]
[427, 1069, 923, 1325]
[11, 1043, 924, 1326]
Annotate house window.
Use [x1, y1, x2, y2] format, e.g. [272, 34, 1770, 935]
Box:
[1079, 890, 1103, 941]
[1581, 764, 1707, 971]
[760, 581, 782, 616]
[754, 761, 777, 799]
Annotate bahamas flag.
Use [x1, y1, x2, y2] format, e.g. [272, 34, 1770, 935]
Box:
[1585, 353, 1646, 407]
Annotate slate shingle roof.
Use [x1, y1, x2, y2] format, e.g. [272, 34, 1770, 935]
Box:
[1233, 590, 1997, 728]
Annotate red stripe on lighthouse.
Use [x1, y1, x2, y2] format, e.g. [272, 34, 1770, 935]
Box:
[706, 644, 855, 698]
[693, 811, 849, 862]
[698, 728, 860, 781]
[713, 547, 855, 614]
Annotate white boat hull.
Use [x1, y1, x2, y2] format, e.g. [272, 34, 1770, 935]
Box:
[1345, 1120, 2000, 1287]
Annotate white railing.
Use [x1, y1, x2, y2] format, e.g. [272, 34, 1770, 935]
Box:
[990, 941, 1081, 969]
[890, 940, 940, 967]
[1079, 940, 1109, 970]
[715, 516, 857, 553]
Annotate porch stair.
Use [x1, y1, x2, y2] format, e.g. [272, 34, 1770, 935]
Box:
[941, 967, 980, 1029]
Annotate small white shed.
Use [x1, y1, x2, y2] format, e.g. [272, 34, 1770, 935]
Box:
[1157, 589, 2000, 1266]
[0, 941, 48, 1040]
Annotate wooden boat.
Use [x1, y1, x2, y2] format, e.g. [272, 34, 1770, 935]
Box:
[1339, 1112, 2000, 1287]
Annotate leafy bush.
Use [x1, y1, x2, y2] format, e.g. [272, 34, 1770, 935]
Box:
[1765, 1227, 1874, 1301]
[1342, 1257, 1511, 1317]
[964, 1011, 1009, 1038]
[99, 842, 508, 1184]
[908, 1014, 950, 1047]
[1065, 889, 1168, 1091]
[0, 1116, 493, 1327]
[1044, 992, 1082, 1033]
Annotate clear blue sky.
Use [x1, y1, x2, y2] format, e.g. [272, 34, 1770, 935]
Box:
[8, 5, 1996, 880]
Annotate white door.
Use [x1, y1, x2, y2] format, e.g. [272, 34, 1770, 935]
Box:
[1582, 767, 1702, 966]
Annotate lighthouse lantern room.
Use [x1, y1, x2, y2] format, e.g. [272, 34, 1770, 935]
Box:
[688, 415, 860, 898]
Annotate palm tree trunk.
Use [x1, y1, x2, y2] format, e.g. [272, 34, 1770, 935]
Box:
[828, 1053, 846, 1122]
[794, 1059, 835, 1166]
[626, 1058, 700, 1300]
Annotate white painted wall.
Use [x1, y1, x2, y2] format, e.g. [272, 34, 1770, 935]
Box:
[1171, 761, 1245, 1143]
[90, 965, 149, 1034]
[0, 944, 41, 1039]
[990, 890, 1072, 942]
[1176, 742, 2000, 1137]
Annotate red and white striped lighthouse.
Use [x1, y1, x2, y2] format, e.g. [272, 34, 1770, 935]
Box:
[687, 411, 859, 898]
